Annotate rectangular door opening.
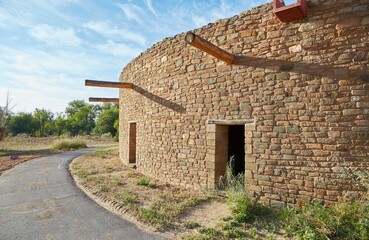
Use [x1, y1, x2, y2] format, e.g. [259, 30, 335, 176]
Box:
[214, 124, 245, 185]
[228, 125, 245, 176]
[129, 122, 136, 164]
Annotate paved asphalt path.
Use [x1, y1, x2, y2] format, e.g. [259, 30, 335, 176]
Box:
[0, 149, 164, 240]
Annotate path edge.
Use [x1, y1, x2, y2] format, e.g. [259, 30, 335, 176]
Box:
[68, 153, 172, 239]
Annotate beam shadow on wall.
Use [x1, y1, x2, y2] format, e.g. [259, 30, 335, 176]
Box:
[185, 32, 369, 83]
[234, 56, 369, 83]
[132, 85, 186, 113]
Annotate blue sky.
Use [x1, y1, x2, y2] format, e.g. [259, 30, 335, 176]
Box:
[0, 0, 270, 113]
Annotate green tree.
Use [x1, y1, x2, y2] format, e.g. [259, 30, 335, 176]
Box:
[93, 103, 119, 137]
[54, 113, 67, 136]
[113, 117, 119, 141]
[8, 112, 37, 136]
[65, 100, 87, 116]
[74, 105, 96, 135]
[33, 108, 54, 137]
[65, 100, 97, 136]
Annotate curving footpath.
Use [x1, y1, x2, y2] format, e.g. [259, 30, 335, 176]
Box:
[0, 149, 164, 240]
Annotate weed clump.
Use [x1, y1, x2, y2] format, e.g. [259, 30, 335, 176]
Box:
[282, 168, 369, 240]
[218, 156, 245, 195]
[282, 200, 369, 240]
[136, 177, 156, 188]
[51, 140, 87, 151]
[198, 227, 217, 236]
[184, 221, 200, 229]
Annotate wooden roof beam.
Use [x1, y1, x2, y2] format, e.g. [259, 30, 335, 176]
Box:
[89, 97, 119, 103]
[273, 0, 308, 22]
[85, 79, 133, 89]
[185, 32, 235, 64]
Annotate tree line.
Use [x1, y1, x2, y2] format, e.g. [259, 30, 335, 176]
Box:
[0, 100, 119, 139]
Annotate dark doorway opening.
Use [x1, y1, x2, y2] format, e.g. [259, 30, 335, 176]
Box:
[129, 123, 136, 164]
[228, 125, 245, 175]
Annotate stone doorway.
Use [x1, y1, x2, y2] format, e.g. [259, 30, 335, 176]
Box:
[206, 119, 254, 189]
[128, 122, 137, 164]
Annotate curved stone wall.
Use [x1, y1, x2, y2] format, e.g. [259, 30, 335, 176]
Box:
[119, 0, 369, 204]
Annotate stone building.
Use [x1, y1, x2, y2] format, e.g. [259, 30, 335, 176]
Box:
[118, 0, 369, 205]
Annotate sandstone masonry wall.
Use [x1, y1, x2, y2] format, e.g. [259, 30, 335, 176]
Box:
[119, 0, 369, 205]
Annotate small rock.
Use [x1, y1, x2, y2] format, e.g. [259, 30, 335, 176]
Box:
[10, 155, 18, 160]
[289, 45, 302, 53]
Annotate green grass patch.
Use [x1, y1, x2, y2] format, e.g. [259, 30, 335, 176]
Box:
[221, 220, 240, 230]
[0, 152, 8, 157]
[136, 177, 156, 188]
[230, 194, 271, 224]
[184, 221, 200, 229]
[137, 206, 167, 228]
[135, 196, 201, 229]
[224, 228, 244, 238]
[111, 177, 122, 186]
[113, 191, 137, 205]
[181, 234, 214, 240]
[88, 149, 108, 159]
[283, 201, 369, 240]
[198, 227, 217, 236]
[122, 193, 137, 204]
[74, 169, 88, 179]
[51, 140, 87, 151]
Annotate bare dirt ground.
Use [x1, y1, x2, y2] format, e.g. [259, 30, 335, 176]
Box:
[0, 136, 117, 175]
[70, 149, 231, 239]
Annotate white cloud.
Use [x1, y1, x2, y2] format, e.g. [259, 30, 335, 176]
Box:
[29, 24, 82, 46]
[0, 87, 65, 113]
[0, 46, 101, 77]
[144, 0, 158, 17]
[117, 3, 145, 25]
[96, 40, 141, 58]
[46, 0, 83, 6]
[0, 7, 13, 28]
[1, 70, 119, 113]
[82, 21, 146, 46]
[210, 0, 232, 19]
[191, 14, 209, 28]
[12, 54, 42, 73]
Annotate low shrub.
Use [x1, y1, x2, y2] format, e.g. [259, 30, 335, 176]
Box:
[283, 200, 369, 240]
[224, 228, 244, 238]
[283, 167, 369, 240]
[121, 192, 137, 204]
[101, 132, 112, 139]
[198, 227, 217, 236]
[74, 169, 87, 179]
[283, 202, 334, 239]
[51, 140, 87, 151]
[137, 206, 167, 228]
[89, 150, 107, 159]
[218, 156, 245, 195]
[184, 221, 200, 229]
[230, 193, 272, 224]
[111, 177, 122, 186]
[0, 151, 8, 157]
[16, 133, 29, 138]
[136, 177, 155, 188]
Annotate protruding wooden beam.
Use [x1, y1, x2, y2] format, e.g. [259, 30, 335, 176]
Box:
[89, 97, 119, 103]
[185, 32, 235, 64]
[85, 80, 133, 89]
[273, 0, 308, 22]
